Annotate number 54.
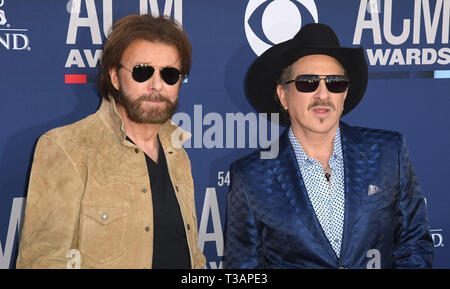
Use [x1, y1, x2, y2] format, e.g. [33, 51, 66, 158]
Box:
[217, 171, 230, 187]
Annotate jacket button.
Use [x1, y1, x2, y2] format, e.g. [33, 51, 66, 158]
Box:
[187, 224, 191, 230]
[360, 153, 365, 158]
[175, 185, 179, 192]
[145, 226, 150, 232]
[338, 266, 346, 269]
[142, 188, 147, 193]
[102, 214, 108, 220]
[135, 148, 139, 153]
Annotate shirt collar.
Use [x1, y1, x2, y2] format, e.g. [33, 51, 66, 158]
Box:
[288, 126, 343, 167]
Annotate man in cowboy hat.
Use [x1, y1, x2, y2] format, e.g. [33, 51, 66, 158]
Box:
[224, 23, 434, 269]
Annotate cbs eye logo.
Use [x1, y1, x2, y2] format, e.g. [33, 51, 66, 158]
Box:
[244, 0, 319, 56]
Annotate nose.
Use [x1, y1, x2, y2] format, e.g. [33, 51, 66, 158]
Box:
[314, 78, 329, 100]
[147, 70, 163, 92]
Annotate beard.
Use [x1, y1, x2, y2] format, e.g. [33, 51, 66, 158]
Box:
[116, 89, 178, 124]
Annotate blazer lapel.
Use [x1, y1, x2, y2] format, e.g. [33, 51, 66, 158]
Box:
[271, 130, 336, 258]
[339, 122, 368, 259]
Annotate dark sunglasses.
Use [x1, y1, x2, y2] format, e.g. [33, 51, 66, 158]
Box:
[120, 64, 182, 85]
[285, 74, 350, 93]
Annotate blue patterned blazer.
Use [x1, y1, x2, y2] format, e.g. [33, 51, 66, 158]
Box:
[224, 122, 434, 269]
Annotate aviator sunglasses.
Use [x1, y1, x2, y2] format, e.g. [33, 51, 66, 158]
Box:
[285, 74, 350, 93]
[120, 64, 182, 85]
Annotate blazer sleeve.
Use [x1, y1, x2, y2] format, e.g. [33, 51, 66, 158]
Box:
[16, 134, 84, 269]
[392, 135, 434, 268]
[224, 162, 264, 269]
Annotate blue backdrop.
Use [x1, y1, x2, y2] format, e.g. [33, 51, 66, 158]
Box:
[0, 0, 449, 269]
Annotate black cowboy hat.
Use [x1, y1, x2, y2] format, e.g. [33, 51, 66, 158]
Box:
[246, 23, 368, 126]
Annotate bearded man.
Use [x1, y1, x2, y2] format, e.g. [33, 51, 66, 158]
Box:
[16, 14, 205, 269]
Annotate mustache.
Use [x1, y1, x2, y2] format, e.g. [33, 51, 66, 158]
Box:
[137, 93, 172, 103]
[308, 100, 336, 111]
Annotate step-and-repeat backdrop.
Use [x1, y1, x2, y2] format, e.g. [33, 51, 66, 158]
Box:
[1, 0, 449, 269]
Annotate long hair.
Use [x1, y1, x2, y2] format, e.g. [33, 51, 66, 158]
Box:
[98, 14, 192, 102]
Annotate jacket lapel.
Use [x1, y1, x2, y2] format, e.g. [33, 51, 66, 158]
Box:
[339, 122, 368, 259]
[271, 130, 336, 258]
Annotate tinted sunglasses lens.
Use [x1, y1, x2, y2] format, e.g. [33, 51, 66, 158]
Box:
[295, 80, 320, 92]
[294, 76, 349, 93]
[132, 65, 154, 82]
[326, 80, 349, 93]
[161, 67, 181, 85]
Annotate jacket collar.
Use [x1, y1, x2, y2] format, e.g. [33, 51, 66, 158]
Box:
[97, 96, 191, 151]
[272, 129, 338, 259]
[338, 121, 368, 261]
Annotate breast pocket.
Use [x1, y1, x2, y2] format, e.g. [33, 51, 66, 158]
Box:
[360, 185, 396, 216]
[79, 202, 129, 264]
[364, 190, 386, 203]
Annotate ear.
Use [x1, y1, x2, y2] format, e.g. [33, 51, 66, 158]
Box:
[109, 67, 120, 91]
[276, 84, 288, 110]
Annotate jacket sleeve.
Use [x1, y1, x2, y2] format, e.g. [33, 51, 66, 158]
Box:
[16, 134, 84, 269]
[392, 135, 434, 268]
[224, 162, 263, 269]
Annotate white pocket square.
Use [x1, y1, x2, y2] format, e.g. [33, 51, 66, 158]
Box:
[368, 184, 382, 196]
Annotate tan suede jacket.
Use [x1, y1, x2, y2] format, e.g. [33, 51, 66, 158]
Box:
[16, 98, 206, 269]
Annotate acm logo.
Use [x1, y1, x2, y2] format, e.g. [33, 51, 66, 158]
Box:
[353, 0, 450, 67]
[64, 0, 183, 82]
[244, 0, 318, 56]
